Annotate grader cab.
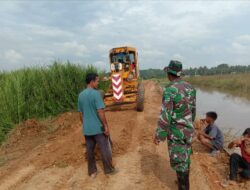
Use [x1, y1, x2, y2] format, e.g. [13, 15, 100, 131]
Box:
[104, 46, 144, 111]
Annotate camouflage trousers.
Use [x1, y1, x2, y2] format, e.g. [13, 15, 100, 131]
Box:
[167, 139, 192, 172]
[156, 123, 194, 172]
[167, 124, 194, 172]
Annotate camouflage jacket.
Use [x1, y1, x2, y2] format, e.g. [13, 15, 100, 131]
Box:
[155, 78, 196, 143]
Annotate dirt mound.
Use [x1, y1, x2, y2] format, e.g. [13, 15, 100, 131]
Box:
[6, 119, 45, 143]
[54, 112, 78, 128]
[0, 119, 47, 163]
[192, 141, 250, 190]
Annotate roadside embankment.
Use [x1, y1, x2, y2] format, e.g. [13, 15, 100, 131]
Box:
[186, 74, 250, 100]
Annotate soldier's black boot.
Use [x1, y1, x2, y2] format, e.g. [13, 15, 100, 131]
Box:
[177, 171, 190, 190]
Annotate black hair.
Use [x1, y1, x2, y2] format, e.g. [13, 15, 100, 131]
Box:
[86, 73, 98, 84]
[243, 128, 250, 136]
[206, 111, 218, 121]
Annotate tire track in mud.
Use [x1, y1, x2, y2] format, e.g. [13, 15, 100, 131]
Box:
[0, 165, 35, 190]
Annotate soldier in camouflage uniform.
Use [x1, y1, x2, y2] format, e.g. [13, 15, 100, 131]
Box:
[154, 60, 196, 190]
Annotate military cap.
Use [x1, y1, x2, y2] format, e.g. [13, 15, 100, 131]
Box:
[164, 60, 183, 77]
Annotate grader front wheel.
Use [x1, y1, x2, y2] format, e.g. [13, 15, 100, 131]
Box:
[136, 83, 145, 112]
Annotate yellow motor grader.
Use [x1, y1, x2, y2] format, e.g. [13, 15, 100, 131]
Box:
[103, 46, 144, 111]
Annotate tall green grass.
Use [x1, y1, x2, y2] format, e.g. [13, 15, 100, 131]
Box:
[0, 62, 106, 144]
[186, 73, 250, 99]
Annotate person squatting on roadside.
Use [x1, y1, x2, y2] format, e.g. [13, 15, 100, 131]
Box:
[154, 60, 196, 190]
[198, 112, 224, 156]
[78, 73, 115, 178]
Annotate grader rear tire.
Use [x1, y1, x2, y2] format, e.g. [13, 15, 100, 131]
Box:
[136, 83, 145, 112]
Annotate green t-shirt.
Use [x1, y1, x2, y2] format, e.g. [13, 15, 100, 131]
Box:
[78, 88, 105, 136]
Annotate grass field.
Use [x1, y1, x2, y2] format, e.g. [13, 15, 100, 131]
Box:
[153, 73, 250, 100]
[186, 73, 250, 99]
[0, 62, 107, 144]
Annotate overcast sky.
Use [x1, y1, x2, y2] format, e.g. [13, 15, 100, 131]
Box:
[0, 1, 250, 71]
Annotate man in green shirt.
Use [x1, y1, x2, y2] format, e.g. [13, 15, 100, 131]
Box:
[78, 73, 115, 178]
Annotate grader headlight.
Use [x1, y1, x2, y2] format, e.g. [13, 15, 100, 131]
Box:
[111, 63, 115, 71]
[119, 63, 123, 71]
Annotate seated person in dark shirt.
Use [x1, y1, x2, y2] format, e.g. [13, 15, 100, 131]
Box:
[198, 111, 224, 154]
[228, 128, 250, 181]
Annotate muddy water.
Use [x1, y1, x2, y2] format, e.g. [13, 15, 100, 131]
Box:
[197, 89, 250, 134]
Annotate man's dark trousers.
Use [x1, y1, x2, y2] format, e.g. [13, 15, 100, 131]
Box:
[230, 153, 250, 180]
[85, 133, 113, 175]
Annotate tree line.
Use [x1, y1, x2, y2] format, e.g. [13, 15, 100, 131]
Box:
[140, 64, 250, 79]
